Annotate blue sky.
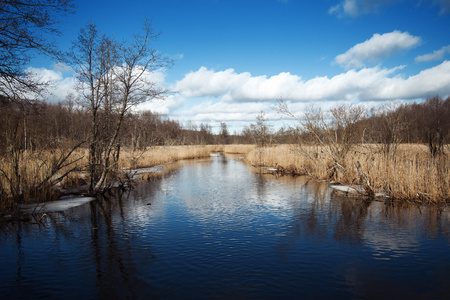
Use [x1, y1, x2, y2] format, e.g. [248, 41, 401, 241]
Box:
[32, 0, 450, 132]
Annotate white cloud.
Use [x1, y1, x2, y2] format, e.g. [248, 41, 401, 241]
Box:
[176, 61, 450, 104]
[175, 67, 252, 98]
[415, 45, 450, 62]
[27, 66, 170, 104]
[31, 60, 450, 132]
[172, 61, 450, 131]
[334, 31, 421, 69]
[53, 62, 73, 73]
[136, 93, 186, 115]
[27, 67, 77, 102]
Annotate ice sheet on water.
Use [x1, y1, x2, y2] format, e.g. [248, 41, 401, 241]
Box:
[20, 195, 96, 213]
[330, 185, 359, 194]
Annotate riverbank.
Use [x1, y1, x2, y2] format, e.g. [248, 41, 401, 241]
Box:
[1, 143, 448, 215]
[0, 145, 222, 214]
[233, 144, 449, 204]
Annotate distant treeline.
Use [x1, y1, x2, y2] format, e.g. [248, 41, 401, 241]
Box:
[1, 95, 449, 155]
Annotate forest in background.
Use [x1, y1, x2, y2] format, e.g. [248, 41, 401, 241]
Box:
[1, 95, 449, 153]
[0, 96, 450, 150]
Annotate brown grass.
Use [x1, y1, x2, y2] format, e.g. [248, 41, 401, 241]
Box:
[119, 145, 222, 169]
[2, 143, 448, 212]
[223, 144, 256, 155]
[0, 148, 87, 211]
[0, 145, 222, 212]
[243, 144, 450, 203]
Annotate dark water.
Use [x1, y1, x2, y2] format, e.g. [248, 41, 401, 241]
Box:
[1, 155, 449, 299]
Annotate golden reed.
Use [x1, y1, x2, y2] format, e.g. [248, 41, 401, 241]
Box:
[1, 144, 447, 212]
[241, 144, 449, 203]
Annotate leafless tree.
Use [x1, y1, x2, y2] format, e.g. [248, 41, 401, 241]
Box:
[367, 102, 409, 157]
[0, 0, 74, 99]
[277, 99, 365, 180]
[219, 122, 230, 144]
[419, 96, 449, 157]
[249, 111, 273, 147]
[70, 20, 172, 194]
[0, 97, 83, 209]
[199, 123, 214, 145]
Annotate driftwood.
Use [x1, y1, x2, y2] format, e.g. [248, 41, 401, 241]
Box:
[355, 160, 374, 198]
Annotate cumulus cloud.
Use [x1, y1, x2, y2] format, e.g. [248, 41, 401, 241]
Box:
[30, 59, 450, 132]
[334, 31, 421, 69]
[136, 93, 186, 115]
[171, 61, 450, 130]
[176, 67, 305, 102]
[176, 61, 450, 103]
[53, 62, 73, 73]
[415, 45, 450, 62]
[27, 67, 77, 101]
[27, 66, 170, 104]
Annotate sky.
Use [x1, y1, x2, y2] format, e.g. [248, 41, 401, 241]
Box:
[31, 0, 450, 133]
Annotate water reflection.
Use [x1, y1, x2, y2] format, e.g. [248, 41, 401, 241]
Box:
[1, 155, 449, 299]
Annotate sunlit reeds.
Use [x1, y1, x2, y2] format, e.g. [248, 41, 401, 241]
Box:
[118, 145, 222, 169]
[0, 148, 87, 211]
[2, 143, 448, 213]
[223, 144, 256, 155]
[243, 144, 449, 203]
[0, 145, 223, 212]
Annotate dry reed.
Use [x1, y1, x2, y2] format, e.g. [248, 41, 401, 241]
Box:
[243, 144, 449, 203]
[223, 144, 256, 154]
[0, 148, 87, 211]
[2, 143, 447, 212]
[118, 145, 222, 169]
[0, 145, 222, 212]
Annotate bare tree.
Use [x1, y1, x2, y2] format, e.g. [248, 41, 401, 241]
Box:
[219, 122, 230, 144]
[70, 20, 172, 194]
[249, 111, 273, 147]
[199, 123, 213, 145]
[0, 97, 83, 209]
[367, 102, 409, 157]
[418, 96, 449, 157]
[277, 99, 365, 180]
[0, 0, 74, 99]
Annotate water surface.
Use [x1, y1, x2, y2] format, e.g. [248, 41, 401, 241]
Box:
[1, 155, 449, 299]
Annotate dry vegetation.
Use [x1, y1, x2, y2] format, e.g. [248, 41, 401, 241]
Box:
[243, 144, 449, 204]
[0, 145, 221, 212]
[223, 144, 256, 154]
[1, 141, 448, 214]
[118, 145, 222, 169]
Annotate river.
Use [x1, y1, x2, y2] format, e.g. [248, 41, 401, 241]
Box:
[1, 154, 449, 299]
